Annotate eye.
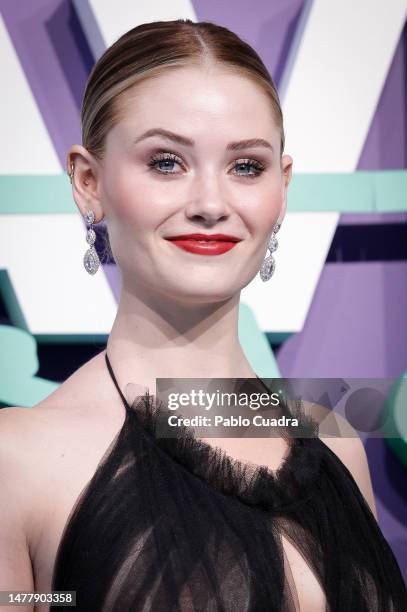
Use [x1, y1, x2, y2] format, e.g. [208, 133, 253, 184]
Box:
[147, 151, 267, 178]
[231, 159, 265, 178]
[148, 152, 183, 174]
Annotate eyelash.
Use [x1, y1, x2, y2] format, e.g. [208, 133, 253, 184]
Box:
[147, 151, 266, 179]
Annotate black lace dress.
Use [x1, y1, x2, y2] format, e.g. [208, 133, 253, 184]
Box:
[50, 353, 407, 611]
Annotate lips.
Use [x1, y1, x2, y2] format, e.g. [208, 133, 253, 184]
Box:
[164, 233, 242, 256]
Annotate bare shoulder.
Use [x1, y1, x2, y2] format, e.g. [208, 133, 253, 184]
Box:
[0, 351, 122, 596]
[0, 405, 43, 491]
[0, 350, 119, 464]
[0, 350, 116, 500]
[299, 400, 378, 520]
[0, 408, 38, 602]
[0, 403, 76, 526]
[0, 405, 52, 482]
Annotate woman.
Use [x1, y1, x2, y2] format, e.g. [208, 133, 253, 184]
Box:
[1, 19, 406, 612]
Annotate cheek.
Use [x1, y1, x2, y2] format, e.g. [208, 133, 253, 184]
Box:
[102, 162, 164, 231]
[238, 181, 282, 237]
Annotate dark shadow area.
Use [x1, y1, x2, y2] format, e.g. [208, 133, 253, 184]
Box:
[0, 283, 10, 327]
[365, 437, 407, 526]
[36, 342, 105, 383]
[326, 223, 407, 262]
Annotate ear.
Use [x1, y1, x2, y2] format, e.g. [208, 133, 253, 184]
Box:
[278, 154, 293, 225]
[67, 145, 104, 223]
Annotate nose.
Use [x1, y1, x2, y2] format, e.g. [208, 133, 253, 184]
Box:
[184, 175, 230, 226]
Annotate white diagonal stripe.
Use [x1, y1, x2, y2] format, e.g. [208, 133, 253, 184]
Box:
[282, 0, 407, 171]
[242, 212, 339, 333]
[0, 215, 117, 335]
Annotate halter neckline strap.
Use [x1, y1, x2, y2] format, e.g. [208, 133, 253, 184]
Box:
[105, 351, 270, 410]
[105, 352, 131, 411]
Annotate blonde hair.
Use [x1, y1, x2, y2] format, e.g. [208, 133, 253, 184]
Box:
[81, 19, 285, 159]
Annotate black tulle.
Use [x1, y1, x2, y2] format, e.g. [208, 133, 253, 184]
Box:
[50, 354, 407, 611]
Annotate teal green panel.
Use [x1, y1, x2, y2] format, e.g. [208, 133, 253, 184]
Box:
[383, 371, 407, 469]
[373, 171, 407, 212]
[0, 175, 75, 214]
[288, 170, 407, 213]
[238, 303, 281, 377]
[0, 325, 58, 408]
[266, 332, 292, 344]
[289, 172, 374, 213]
[1, 171, 406, 214]
[34, 334, 108, 345]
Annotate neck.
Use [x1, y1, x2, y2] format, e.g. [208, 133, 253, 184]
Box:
[106, 283, 256, 388]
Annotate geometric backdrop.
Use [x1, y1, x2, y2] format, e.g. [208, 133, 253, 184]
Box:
[0, 0, 406, 578]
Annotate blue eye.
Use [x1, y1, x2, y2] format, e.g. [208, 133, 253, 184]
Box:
[232, 159, 265, 178]
[148, 152, 182, 174]
[148, 152, 266, 178]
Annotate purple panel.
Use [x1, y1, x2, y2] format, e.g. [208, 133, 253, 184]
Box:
[277, 262, 407, 570]
[357, 21, 407, 170]
[46, 1, 94, 110]
[277, 262, 407, 378]
[1, 1, 120, 300]
[382, 264, 407, 376]
[339, 212, 407, 225]
[1, 0, 94, 167]
[192, 0, 304, 84]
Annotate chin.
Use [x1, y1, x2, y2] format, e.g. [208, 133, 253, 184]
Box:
[163, 264, 258, 296]
[161, 279, 241, 304]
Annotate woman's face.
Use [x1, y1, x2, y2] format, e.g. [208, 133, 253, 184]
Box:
[90, 66, 292, 303]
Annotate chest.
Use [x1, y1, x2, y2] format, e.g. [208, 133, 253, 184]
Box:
[32, 515, 326, 612]
[281, 533, 326, 611]
[30, 476, 90, 598]
[30, 458, 327, 612]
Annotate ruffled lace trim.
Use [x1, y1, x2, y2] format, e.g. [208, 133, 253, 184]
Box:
[127, 389, 324, 514]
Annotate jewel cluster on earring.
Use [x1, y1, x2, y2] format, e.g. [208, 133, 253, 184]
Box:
[259, 222, 281, 282]
[67, 163, 99, 275]
[83, 209, 100, 275]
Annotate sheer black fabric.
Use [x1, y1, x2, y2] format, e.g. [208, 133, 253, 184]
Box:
[50, 354, 407, 611]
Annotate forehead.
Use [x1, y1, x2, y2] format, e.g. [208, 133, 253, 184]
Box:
[109, 66, 279, 148]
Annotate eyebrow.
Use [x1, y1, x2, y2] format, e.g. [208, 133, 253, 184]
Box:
[132, 127, 273, 152]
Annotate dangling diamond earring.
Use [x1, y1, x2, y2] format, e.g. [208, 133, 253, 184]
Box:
[260, 223, 281, 282]
[83, 209, 100, 275]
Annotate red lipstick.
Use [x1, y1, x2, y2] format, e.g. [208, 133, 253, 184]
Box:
[165, 233, 241, 256]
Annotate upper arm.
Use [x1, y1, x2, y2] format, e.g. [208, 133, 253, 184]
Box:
[299, 401, 378, 520]
[322, 422, 378, 520]
[0, 408, 35, 611]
